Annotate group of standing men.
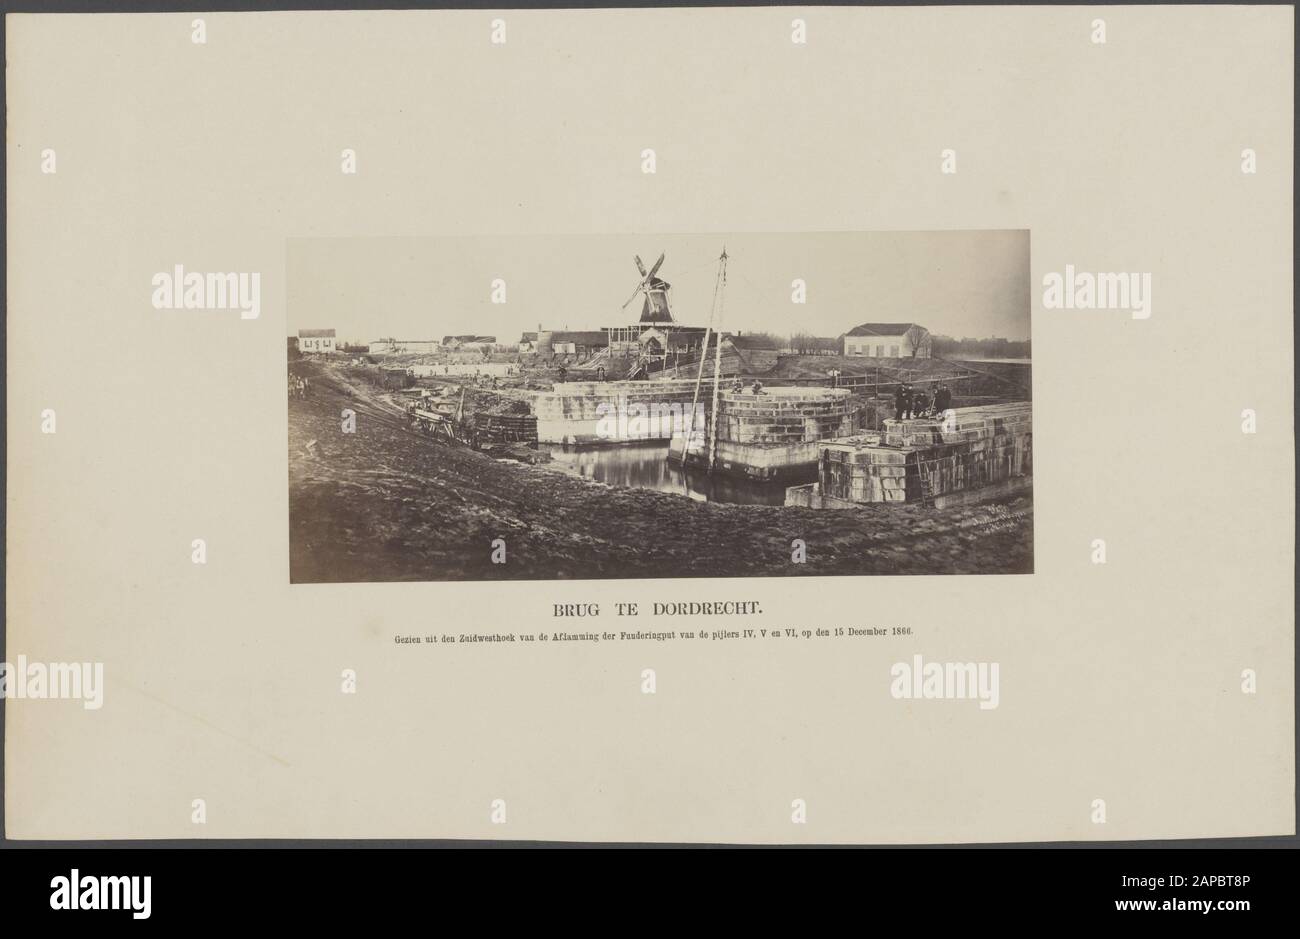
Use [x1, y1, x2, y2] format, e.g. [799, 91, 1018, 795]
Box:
[894, 382, 951, 421]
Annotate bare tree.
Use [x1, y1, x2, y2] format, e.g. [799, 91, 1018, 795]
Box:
[905, 325, 924, 358]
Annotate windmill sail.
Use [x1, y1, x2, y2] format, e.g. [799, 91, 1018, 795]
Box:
[628, 252, 673, 324]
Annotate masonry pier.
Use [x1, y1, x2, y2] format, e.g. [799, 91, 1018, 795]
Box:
[534, 380, 705, 445]
[667, 387, 858, 482]
[785, 402, 1032, 508]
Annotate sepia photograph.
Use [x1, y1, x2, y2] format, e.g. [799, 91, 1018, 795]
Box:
[287, 231, 1033, 581]
[5, 1, 1291, 898]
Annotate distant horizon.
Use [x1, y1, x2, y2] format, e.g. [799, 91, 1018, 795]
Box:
[288, 231, 1031, 344]
[294, 330, 1034, 346]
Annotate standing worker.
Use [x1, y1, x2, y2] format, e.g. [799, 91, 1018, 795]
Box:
[934, 383, 951, 415]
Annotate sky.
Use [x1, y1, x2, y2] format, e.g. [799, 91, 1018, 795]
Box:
[287, 230, 1029, 344]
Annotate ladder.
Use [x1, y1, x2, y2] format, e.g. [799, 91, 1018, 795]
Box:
[916, 463, 934, 507]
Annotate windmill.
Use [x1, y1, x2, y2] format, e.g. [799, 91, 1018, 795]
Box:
[621, 253, 674, 323]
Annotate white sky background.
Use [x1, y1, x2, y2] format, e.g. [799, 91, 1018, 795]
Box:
[287, 230, 1029, 344]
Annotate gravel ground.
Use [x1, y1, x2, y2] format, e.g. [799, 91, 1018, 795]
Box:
[288, 361, 1034, 582]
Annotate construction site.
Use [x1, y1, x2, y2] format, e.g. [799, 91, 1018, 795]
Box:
[288, 249, 1033, 582]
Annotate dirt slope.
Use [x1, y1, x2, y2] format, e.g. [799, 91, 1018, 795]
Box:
[288, 362, 1033, 582]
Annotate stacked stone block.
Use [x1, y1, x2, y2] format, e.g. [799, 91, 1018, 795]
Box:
[819, 403, 1032, 503]
[717, 388, 855, 444]
[534, 380, 704, 444]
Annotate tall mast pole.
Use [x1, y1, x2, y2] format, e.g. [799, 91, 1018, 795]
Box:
[707, 248, 728, 474]
[679, 250, 726, 476]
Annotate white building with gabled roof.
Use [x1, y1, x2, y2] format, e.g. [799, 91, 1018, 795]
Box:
[842, 322, 931, 358]
[298, 328, 336, 354]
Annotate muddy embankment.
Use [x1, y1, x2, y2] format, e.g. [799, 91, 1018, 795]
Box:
[287, 361, 1033, 582]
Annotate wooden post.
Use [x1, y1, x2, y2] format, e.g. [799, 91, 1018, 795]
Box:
[680, 326, 712, 470]
[680, 247, 728, 477]
[707, 251, 729, 473]
[707, 332, 725, 473]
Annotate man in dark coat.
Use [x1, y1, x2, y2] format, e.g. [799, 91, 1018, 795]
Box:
[934, 384, 952, 414]
[895, 383, 910, 421]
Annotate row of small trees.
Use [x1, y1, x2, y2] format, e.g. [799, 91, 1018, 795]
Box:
[787, 332, 842, 355]
[928, 335, 1031, 359]
[783, 332, 1031, 359]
